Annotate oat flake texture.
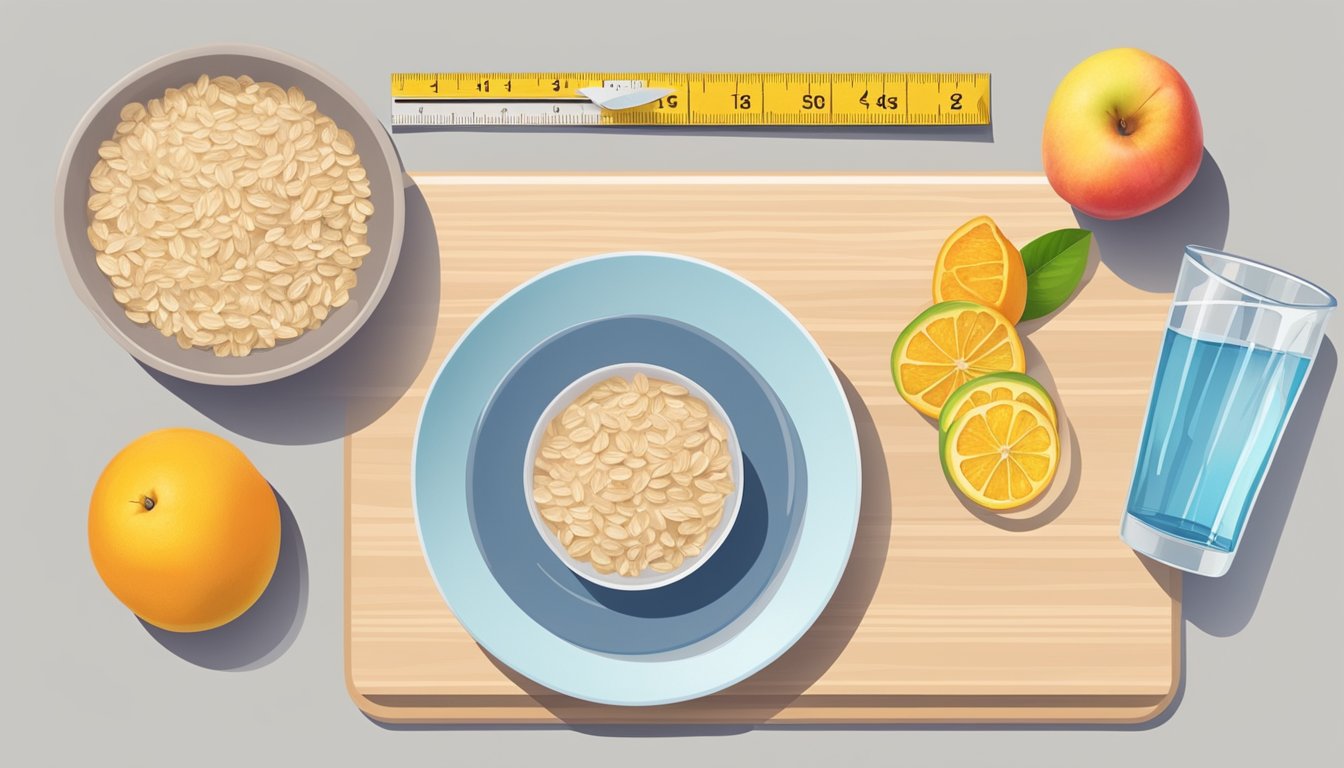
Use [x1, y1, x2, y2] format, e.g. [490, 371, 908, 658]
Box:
[86, 74, 374, 357]
[532, 372, 736, 578]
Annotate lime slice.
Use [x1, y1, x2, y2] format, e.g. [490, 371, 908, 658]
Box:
[891, 301, 1026, 420]
[938, 371, 1057, 438]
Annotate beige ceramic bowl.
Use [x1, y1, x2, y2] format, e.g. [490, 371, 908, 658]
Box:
[54, 44, 406, 385]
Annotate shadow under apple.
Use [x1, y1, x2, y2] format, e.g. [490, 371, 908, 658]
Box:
[1075, 148, 1229, 293]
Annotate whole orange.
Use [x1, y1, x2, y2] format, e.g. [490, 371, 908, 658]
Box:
[88, 428, 280, 632]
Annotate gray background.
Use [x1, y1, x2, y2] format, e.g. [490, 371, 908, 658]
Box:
[4, 0, 1341, 764]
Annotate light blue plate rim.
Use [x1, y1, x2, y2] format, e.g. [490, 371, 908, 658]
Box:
[412, 252, 861, 706]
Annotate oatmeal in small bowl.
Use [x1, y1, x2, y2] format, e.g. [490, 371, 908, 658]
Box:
[525, 363, 744, 591]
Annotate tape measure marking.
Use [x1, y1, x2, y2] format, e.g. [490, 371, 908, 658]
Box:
[391, 72, 990, 127]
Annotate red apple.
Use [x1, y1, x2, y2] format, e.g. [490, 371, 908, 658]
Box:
[1042, 48, 1203, 220]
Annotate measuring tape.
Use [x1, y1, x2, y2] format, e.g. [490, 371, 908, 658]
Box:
[391, 72, 990, 127]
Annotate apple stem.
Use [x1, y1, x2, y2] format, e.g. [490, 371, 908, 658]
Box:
[1117, 86, 1162, 137]
[142, 496, 156, 511]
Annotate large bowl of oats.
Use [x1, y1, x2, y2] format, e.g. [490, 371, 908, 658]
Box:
[525, 362, 744, 591]
[55, 44, 405, 385]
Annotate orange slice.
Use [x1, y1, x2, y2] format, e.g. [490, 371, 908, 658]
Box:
[938, 372, 1057, 437]
[891, 301, 1027, 419]
[941, 399, 1060, 510]
[932, 215, 1028, 323]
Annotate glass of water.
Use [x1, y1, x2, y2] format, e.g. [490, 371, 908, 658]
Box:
[1121, 245, 1335, 576]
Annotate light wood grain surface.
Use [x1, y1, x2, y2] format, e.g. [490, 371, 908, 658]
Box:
[345, 174, 1180, 724]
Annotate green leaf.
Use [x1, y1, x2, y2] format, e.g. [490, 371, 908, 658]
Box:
[1019, 228, 1092, 321]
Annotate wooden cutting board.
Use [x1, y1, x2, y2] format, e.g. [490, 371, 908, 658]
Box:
[346, 173, 1180, 724]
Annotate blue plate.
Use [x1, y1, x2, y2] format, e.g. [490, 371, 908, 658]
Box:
[415, 253, 860, 706]
[468, 315, 806, 655]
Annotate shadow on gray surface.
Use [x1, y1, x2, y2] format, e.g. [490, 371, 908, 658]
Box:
[142, 488, 307, 670]
[1183, 337, 1336, 637]
[762, 623, 1189, 733]
[393, 124, 993, 142]
[370, 364, 891, 734]
[1075, 149, 1229, 293]
[144, 184, 441, 444]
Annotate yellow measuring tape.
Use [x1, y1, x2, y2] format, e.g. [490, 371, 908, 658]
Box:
[390, 72, 990, 127]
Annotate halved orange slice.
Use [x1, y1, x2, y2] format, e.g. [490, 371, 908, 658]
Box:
[932, 215, 1028, 324]
[891, 301, 1026, 420]
[941, 399, 1060, 510]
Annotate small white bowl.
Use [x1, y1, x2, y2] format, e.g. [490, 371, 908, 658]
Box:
[524, 363, 744, 591]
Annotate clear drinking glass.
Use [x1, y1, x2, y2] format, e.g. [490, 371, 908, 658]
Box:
[1121, 246, 1335, 576]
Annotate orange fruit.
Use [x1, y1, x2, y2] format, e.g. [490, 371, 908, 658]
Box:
[88, 428, 280, 632]
[932, 215, 1028, 323]
[891, 301, 1026, 419]
[941, 399, 1060, 510]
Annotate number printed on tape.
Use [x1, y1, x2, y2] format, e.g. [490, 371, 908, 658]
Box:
[390, 72, 991, 127]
